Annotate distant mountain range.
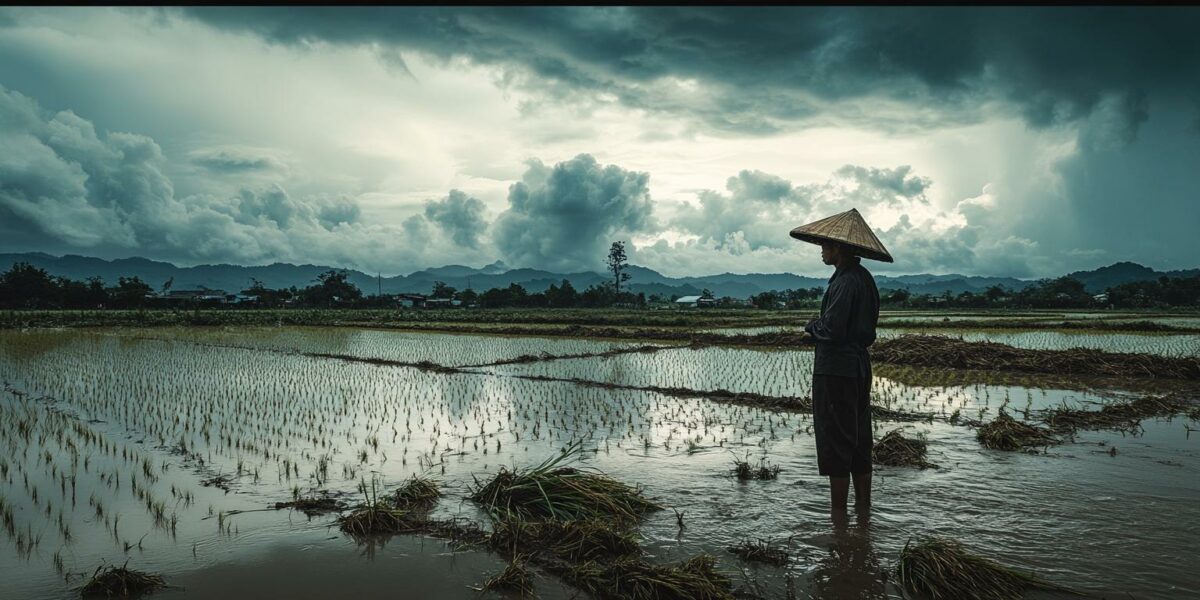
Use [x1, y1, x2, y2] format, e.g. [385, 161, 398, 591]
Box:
[3, 253, 1197, 299]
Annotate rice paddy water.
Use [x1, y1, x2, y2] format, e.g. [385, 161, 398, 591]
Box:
[0, 316, 1197, 599]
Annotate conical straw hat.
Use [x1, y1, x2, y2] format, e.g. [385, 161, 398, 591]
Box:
[789, 208, 893, 263]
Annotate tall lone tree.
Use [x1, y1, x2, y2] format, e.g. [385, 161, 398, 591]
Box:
[607, 241, 632, 294]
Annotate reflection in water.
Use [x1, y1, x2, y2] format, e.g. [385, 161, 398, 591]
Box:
[808, 510, 887, 600]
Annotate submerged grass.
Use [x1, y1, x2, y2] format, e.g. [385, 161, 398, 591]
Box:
[873, 428, 938, 469]
[897, 536, 1084, 600]
[727, 538, 790, 566]
[470, 443, 662, 523]
[489, 518, 641, 563]
[976, 411, 1061, 451]
[79, 562, 167, 598]
[562, 554, 734, 600]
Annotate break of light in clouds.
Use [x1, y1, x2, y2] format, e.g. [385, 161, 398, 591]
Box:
[1, 6, 1198, 278]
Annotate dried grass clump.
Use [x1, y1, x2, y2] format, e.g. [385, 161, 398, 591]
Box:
[478, 555, 535, 596]
[79, 563, 166, 597]
[392, 475, 440, 510]
[337, 503, 418, 536]
[873, 428, 938, 469]
[871, 334, 1200, 380]
[896, 537, 1083, 600]
[727, 538, 789, 566]
[470, 443, 661, 523]
[976, 411, 1060, 451]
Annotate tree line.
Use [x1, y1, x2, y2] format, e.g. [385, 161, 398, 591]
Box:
[3, 260, 1198, 310]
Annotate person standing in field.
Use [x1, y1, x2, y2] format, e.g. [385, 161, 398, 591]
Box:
[791, 208, 891, 516]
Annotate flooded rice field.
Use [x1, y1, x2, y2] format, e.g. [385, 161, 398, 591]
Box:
[880, 329, 1200, 357]
[1, 327, 1197, 599]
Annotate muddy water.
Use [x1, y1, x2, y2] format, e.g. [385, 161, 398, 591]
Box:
[0, 328, 1197, 599]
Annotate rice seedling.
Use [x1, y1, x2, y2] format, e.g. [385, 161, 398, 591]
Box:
[873, 428, 938, 469]
[896, 536, 1084, 600]
[731, 454, 780, 481]
[79, 561, 167, 597]
[470, 443, 661, 523]
[975, 411, 1060, 451]
[727, 538, 790, 566]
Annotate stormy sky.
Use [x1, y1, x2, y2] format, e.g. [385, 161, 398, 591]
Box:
[1, 7, 1197, 278]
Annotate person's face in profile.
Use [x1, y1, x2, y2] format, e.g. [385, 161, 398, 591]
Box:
[820, 242, 839, 266]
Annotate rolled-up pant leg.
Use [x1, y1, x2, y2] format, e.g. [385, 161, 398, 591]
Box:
[813, 373, 873, 477]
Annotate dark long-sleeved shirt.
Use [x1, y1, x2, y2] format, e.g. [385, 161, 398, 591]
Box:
[803, 257, 880, 378]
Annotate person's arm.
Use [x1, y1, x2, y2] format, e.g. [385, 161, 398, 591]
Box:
[804, 278, 855, 342]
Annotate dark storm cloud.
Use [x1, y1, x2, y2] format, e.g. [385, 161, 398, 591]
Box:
[423, 189, 487, 249]
[190, 147, 285, 173]
[492, 154, 655, 272]
[173, 7, 1200, 136]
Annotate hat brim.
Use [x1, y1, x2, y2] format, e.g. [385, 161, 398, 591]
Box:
[789, 230, 894, 263]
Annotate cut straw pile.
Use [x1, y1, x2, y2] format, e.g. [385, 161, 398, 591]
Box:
[897, 537, 1083, 600]
[80, 563, 167, 597]
[469, 443, 662, 523]
[873, 428, 938, 469]
[464, 445, 733, 599]
[871, 334, 1200, 379]
[976, 411, 1060, 451]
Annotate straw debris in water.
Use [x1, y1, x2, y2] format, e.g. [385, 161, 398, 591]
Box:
[273, 492, 346, 515]
[478, 555, 536, 596]
[727, 538, 790, 566]
[896, 536, 1083, 600]
[976, 411, 1060, 451]
[873, 428, 938, 469]
[79, 563, 167, 598]
[470, 443, 662, 523]
[1039, 392, 1198, 433]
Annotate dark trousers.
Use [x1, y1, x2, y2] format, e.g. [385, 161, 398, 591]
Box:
[813, 372, 873, 477]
